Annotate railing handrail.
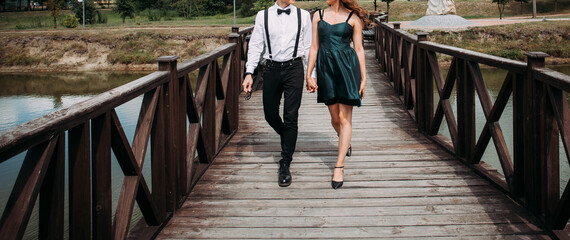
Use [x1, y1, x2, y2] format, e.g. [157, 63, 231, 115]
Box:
[0, 71, 170, 162]
[178, 43, 236, 77]
[534, 66, 570, 92]
[0, 26, 254, 240]
[374, 13, 570, 238]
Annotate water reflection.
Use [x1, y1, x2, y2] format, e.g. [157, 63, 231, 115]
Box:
[0, 71, 150, 239]
[0, 72, 145, 96]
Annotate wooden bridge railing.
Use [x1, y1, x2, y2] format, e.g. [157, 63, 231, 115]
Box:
[0, 26, 253, 240]
[374, 15, 570, 238]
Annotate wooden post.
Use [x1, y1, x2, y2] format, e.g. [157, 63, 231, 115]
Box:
[68, 123, 92, 239]
[229, 30, 241, 133]
[157, 56, 179, 212]
[151, 81, 166, 221]
[39, 134, 65, 240]
[523, 52, 550, 216]
[203, 60, 217, 162]
[393, 22, 400, 29]
[455, 57, 474, 160]
[392, 23, 401, 95]
[415, 32, 428, 131]
[379, 16, 387, 72]
[92, 112, 112, 240]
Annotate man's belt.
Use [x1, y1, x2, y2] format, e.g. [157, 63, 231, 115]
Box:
[265, 57, 302, 67]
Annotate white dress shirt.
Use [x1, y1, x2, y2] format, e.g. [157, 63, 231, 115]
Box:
[245, 3, 314, 77]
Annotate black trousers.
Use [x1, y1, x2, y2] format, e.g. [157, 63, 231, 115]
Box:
[262, 58, 304, 162]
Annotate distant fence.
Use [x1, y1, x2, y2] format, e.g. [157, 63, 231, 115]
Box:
[374, 14, 570, 238]
[0, 26, 253, 240]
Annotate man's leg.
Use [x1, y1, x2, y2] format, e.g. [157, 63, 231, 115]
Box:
[262, 65, 291, 187]
[262, 66, 285, 135]
[280, 62, 304, 163]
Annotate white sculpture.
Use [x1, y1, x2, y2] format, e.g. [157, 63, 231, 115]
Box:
[426, 0, 456, 16]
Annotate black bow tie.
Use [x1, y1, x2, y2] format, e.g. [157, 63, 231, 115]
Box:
[277, 8, 291, 15]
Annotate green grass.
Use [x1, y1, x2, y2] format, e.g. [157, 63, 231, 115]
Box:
[1, 0, 568, 30]
[0, 9, 257, 30]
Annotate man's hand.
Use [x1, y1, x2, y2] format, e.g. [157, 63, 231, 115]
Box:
[243, 74, 253, 93]
[306, 77, 318, 93]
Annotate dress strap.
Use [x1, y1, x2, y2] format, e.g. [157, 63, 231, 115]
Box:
[346, 11, 354, 22]
[318, 9, 323, 20]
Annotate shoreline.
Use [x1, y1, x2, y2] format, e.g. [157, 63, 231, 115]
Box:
[2, 61, 568, 74]
[0, 64, 156, 73]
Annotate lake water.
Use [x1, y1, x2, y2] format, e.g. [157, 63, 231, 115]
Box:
[0, 71, 152, 239]
[0, 66, 569, 238]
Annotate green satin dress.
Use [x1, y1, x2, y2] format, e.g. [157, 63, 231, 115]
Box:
[316, 10, 362, 107]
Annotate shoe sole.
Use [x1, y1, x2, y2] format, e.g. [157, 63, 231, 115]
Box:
[278, 180, 292, 187]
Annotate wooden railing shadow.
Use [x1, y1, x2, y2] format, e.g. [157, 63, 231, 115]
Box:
[374, 14, 570, 239]
[0, 26, 253, 240]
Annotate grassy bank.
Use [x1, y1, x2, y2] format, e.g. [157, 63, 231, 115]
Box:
[0, 0, 568, 71]
[424, 21, 570, 65]
[0, 28, 230, 72]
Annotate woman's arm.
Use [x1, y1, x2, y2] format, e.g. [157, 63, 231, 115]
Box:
[351, 16, 367, 99]
[306, 12, 320, 93]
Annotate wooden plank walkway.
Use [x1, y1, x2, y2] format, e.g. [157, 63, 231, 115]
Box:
[156, 44, 549, 239]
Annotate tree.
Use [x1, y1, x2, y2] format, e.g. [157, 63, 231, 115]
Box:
[173, 0, 192, 18]
[71, 0, 96, 24]
[374, 0, 378, 12]
[46, 0, 64, 28]
[381, 0, 394, 22]
[239, 0, 254, 17]
[513, 0, 529, 15]
[251, 0, 273, 13]
[492, 0, 511, 19]
[114, 0, 135, 23]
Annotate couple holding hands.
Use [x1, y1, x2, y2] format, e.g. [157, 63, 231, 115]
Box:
[242, 0, 371, 189]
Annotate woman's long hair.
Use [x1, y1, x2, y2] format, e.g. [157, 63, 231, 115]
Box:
[340, 0, 374, 27]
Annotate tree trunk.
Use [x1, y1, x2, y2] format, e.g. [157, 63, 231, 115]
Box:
[520, 2, 523, 15]
[386, 2, 390, 22]
[555, 0, 558, 12]
[498, 4, 504, 19]
[27, 0, 30, 11]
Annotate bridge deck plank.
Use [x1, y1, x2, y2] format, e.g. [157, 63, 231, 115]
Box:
[156, 44, 548, 239]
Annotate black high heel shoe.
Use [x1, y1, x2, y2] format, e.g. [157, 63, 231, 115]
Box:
[331, 166, 344, 189]
[346, 144, 352, 157]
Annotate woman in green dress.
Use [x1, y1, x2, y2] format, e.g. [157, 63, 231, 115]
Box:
[306, 0, 371, 189]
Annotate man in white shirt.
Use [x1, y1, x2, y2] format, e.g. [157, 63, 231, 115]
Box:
[242, 0, 312, 187]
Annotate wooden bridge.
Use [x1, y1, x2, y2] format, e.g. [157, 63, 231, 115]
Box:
[1, 16, 570, 240]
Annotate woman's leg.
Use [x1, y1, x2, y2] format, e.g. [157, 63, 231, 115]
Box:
[332, 104, 353, 182]
[327, 104, 341, 136]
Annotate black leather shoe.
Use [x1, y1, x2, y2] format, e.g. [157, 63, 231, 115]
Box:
[278, 160, 292, 187]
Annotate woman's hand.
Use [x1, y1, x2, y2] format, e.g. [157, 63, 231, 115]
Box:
[359, 79, 366, 99]
[306, 77, 318, 93]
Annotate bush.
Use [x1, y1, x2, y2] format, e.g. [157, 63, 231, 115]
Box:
[147, 9, 161, 21]
[71, 0, 96, 24]
[251, 0, 273, 13]
[63, 14, 79, 28]
[95, 10, 108, 24]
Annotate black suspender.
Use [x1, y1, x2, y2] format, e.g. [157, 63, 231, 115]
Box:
[264, 8, 273, 59]
[264, 7, 302, 60]
[292, 7, 301, 58]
